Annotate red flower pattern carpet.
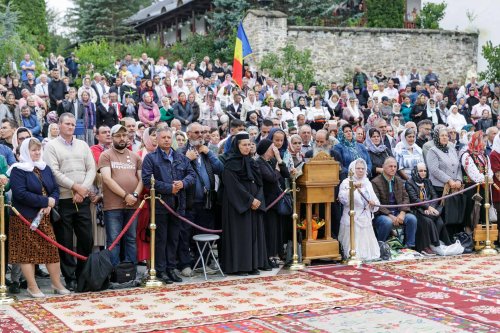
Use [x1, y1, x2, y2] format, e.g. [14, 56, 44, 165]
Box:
[163, 300, 499, 333]
[307, 255, 500, 330]
[7, 273, 383, 332]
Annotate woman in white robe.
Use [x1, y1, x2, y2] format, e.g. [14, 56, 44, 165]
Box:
[338, 158, 380, 261]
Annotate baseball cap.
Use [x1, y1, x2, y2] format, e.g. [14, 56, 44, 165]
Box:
[110, 124, 127, 135]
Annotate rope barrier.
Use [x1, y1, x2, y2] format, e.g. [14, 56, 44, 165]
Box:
[357, 183, 478, 208]
[10, 200, 145, 261]
[158, 198, 222, 233]
[265, 190, 288, 212]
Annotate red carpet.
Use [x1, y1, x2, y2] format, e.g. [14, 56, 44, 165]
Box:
[307, 258, 500, 330]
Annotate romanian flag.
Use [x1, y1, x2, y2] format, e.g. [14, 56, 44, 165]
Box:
[232, 22, 253, 88]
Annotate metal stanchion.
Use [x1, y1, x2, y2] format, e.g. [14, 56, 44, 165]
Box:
[480, 172, 498, 255]
[288, 176, 304, 271]
[144, 176, 164, 287]
[0, 185, 16, 304]
[346, 171, 361, 266]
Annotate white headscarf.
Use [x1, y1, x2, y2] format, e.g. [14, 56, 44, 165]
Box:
[493, 133, 500, 154]
[348, 158, 368, 182]
[7, 137, 46, 176]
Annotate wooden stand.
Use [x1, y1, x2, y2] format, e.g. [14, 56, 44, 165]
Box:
[297, 152, 341, 264]
[474, 224, 498, 251]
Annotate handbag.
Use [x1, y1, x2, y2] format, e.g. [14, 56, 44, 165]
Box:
[51, 207, 61, 222]
[454, 232, 473, 254]
[489, 185, 497, 222]
[110, 261, 137, 284]
[276, 192, 293, 216]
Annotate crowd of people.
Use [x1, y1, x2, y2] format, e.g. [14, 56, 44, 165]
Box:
[0, 52, 499, 295]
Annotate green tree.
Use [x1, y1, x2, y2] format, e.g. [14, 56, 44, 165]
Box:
[366, 0, 404, 28]
[209, 0, 250, 37]
[286, 0, 342, 26]
[416, 1, 447, 29]
[67, 0, 153, 42]
[4, 0, 49, 49]
[479, 41, 500, 83]
[74, 40, 116, 76]
[260, 44, 315, 88]
[0, 3, 44, 75]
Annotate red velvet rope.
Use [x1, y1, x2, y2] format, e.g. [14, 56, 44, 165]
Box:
[158, 198, 222, 233]
[10, 200, 145, 261]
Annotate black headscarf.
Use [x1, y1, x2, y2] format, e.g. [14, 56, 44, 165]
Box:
[224, 132, 262, 186]
[410, 162, 428, 200]
[433, 126, 449, 153]
[267, 128, 288, 158]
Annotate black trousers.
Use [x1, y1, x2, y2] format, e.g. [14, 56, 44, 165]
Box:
[55, 198, 93, 283]
[156, 213, 180, 272]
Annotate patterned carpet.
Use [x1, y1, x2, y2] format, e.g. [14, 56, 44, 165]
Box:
[2, 254, 499, 332]
[8, 273, 382, 333]
[307, 254, 500, 330]
[164, 301, 499, 333]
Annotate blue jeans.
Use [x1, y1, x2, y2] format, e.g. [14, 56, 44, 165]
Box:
[373, 213, 417, 247]
[104, 209, 138, 266]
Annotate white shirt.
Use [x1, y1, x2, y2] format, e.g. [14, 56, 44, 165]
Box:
[35, 82, 49, 98]
[183, 69, 199, 81]
[385, 87, 399, 101]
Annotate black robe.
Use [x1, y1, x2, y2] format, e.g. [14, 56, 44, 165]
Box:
[220, 165, 268, 274]
[257, 157, 289, 258]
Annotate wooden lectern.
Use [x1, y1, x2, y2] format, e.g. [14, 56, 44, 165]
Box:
[297, 151, 341, 264]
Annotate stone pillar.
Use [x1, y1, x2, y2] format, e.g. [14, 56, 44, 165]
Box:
[243, 10, 288, 65]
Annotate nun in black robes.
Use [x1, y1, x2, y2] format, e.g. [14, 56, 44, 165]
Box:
[221, 132, 268, 275]
[256, 138, 290, 268]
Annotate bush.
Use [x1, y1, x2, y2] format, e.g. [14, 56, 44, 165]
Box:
[260, 44, 315, 88]
[416, 2, 447, 29]
[74, 40, 116, 76]
[366, 0, 404, 28]
[479, 41, 500, 83]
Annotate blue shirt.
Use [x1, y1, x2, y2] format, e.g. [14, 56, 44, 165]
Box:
[0, 144, 15, 165]
[20, 60, 35, 81]
[127, 64, 143, 81]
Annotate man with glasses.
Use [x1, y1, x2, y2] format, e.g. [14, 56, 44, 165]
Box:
[98, 124, 143, 267]
[178, 122, 223, 277]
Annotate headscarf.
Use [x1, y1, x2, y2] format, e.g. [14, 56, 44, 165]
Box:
[468, 130, 484, 154]
[427, 99, 438, 124]
[364, 128, 387, 153]
[140, 93, 154, 110]
[348, 158, 368, 182]
[338, 124, 360, 160]
[400, 128, 421, 152]
[410, 162, 428, 200]
[433, 125, 449, 153]
[7, 138, 46, 176]
[46, 123, 59, 140]
[492, 133, 500, 154]
[224, 132, 261, 186]
[142, 127, 157, 153]
[46, 111, 58, 124]
[346, 98, 360, 119]
[366, 113, 379, 130]
[267, 128, 288, 158]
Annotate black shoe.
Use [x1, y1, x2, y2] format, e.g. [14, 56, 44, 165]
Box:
[236, 271, 248, 276]
[259, 267, 272, 271]
[20, 280, 27, 289]
[8, 281, 20, 294]
[156, 271, 173, 284]
[248, 269, 260, 276]
[268, 259, 278, 269]
[65, 280, 77, 292]
[166, 269, 182, 283]
[35, 268, 49, 278]
[5, 278, 11, 287]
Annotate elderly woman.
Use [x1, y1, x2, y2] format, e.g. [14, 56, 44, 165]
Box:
[334, 124, 372, 181]
[394, 128, 423, 180]
[96, 93, 118, 129]
[256, 139, 290, 268]
[42, 123, 59, 147]
[338, 159, 380, 261]
[221, 132, 267, 275]
[8, 138, 69, 297]
[406, 163, 450, 254]
[461, 131, 493, 233]
[365, 128, 393, 179]
[447, 105, 468, 132]
[343, 97, 363, 126]
[138, 92, 161, 128]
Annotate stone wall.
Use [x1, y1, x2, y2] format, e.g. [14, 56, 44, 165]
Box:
[243, 10, 479, 85]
